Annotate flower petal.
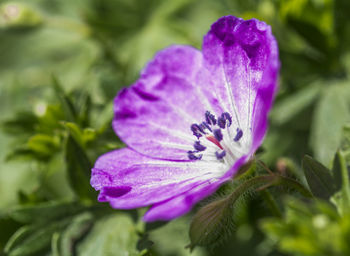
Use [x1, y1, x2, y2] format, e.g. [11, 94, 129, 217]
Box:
[143, 181, 224, 222]
[113, 45, 219, 160]
[91, 148, 228, 209]
[202, 16, 280, 150]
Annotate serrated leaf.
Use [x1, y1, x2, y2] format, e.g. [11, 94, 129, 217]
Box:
[65, 135, 96, 201]
[302, 155, 336, 200]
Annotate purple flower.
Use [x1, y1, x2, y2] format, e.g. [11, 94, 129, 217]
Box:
[91, 16, 280, 222]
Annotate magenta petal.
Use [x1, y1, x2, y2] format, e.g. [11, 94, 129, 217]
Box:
[202, 16, 280, 151]
[91, 148, 227, 209]
[113, 46, 211, 160]
[143, 180, 225, 222]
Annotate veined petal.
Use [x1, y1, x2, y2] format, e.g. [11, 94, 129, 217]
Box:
[91, 148, 228, 209]
[202, 16, 280, 150]
[113, 45, 221, 160]
[143, 181, 224, 222]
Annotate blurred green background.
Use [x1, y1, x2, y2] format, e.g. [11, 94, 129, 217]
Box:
[0, 0, 350, 255]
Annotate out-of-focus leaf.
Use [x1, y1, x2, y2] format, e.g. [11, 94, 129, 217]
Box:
[57, 212, 94, 256]
[287, 17, 330, 54]
[62, 122, 97, 148]
[271, 83, 321, 125]
[310, 83, 350, 166]
[77, 93, 92, 127]
[4, 219, 71, 256]
[27, 133, 60, 155]
[302, 155, 336, 200]
[65, 135, 95, 201]
[52, 75, 77, 122]
[1, 111, 38, 135]
[261, 197, 346, 256]
[9, 201, 85, 224]
[341, 124, 350, 162]
[76, 213, 143, 256]
[149, 217, 206, 256]
[331, 151, 350, 215]
[0, 214, 21, 251]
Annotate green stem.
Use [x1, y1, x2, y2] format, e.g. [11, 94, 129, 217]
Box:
[338, 151, 350, 209]
[274, 175, 314, 198]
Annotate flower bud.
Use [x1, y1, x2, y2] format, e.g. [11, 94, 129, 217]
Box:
[189, 198, 233, 249]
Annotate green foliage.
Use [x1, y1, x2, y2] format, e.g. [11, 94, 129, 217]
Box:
[302, 155, 337, 199]
[1, 0, 350, 255]
[261, 197, 350, 256]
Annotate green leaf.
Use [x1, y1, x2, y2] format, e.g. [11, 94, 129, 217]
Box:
[9, 201, 85, 224]
[27, 133, 60, 156]
[261, 197, 343, 256]
[1, 111, 38, 135]
[4, 219, 71, 256]
[57, 212, 94, 256]
[65, 135, 96, 201]
[76, 213, 143, 256]
[0, 214, 21, 251]
[62, 122, 97, 148]
[270, 83, 320, 125]
[310, 83, 350, 165]
[331, 151, 350, 214]
[302, 155, 336, 200]
[52, 75, 77, 122]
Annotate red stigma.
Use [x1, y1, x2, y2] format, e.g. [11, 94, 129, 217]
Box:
[206, 135, 223, 150]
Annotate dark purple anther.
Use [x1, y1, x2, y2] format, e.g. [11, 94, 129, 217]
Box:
[194, 141, 206, 151]
[213, 129, 223, 141]
[218, 112, 232, 128]
[217, 116, 226, 129]
[205, 111, 216, 125]
[222, 112, 232, 127]
[191, 124, 204, 138]
[215, 150, 226, 160]
[188, 151, 203, 160]
[200, 122, 212, 132]
[234, 128, 243, 142]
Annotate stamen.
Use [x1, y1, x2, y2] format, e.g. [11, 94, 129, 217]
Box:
[205, 111, 216, 125]
[222, 112, 232, 127]
[213, 129, 223, 142]
[215, 150, 226, 160]
[200, 122, 212, 132]
[218, 116, 226, 129]
[194, 141, 206, 151]
[234, 128, 243, 142]
[191, 124, 204, 138]
[187, 151, 203, 160]
[218, 112, 232, 129]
